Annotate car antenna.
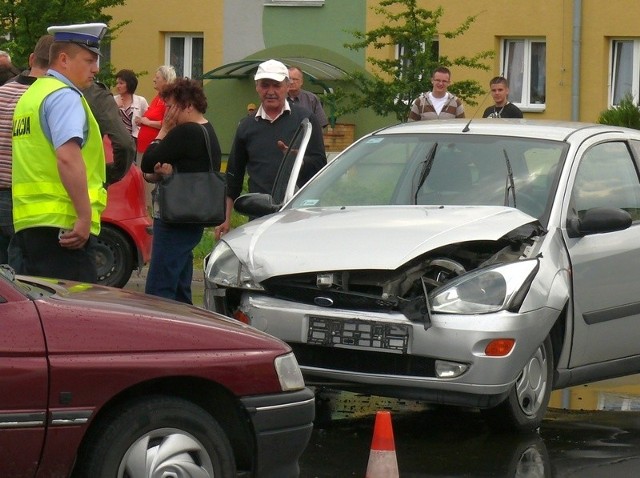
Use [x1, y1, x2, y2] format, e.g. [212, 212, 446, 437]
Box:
[462, 72, 501, 132]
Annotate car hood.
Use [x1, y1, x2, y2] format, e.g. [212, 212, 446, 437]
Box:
[20, 276, 289, 354]
[225, 206, 537, 281]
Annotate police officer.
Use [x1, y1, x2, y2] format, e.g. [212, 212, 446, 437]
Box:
[11, 23, 108, 282]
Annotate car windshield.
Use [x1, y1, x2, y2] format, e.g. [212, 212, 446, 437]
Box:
[288, 133, 568, 222]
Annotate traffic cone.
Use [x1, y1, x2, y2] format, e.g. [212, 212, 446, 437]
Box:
[365, 411, 399, 478]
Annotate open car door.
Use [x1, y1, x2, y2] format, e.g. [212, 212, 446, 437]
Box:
[234, 118, 312, 217]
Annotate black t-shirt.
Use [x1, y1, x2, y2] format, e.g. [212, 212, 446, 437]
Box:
[482, 102, 523, 119]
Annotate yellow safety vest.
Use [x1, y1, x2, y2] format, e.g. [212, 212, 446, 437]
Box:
[12, 77, 106, 235]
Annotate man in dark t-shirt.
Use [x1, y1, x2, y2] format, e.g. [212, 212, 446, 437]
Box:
[215, 59, 327, 238]
[482, 76, 523, 119]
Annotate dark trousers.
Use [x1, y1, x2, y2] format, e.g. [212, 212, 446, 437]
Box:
[145, 218, 204, 304]
[13, 227, 98, 283]
[0, 189, 14, 264]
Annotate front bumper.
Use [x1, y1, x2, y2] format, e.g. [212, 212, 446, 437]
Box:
[224, 292, 559, 408]
[240, 387, 315, 478]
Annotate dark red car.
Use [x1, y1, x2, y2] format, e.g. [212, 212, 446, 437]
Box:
[98, 149, 153, 288]
[0, 269, 315, 477]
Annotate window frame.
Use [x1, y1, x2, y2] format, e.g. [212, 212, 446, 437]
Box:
[164, 33, 204, 79]
[394, 39, 439, 80]
[609, 39, 640, 107]
[264, 0, 324, 6]
[501, 38, 547, 113]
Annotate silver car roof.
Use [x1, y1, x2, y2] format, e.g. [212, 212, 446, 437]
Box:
[371, 119, 640, 144]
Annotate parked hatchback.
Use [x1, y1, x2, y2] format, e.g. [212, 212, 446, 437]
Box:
[205, 119, 640, 431]
[0, 267, 314, 477]
[98, 137, 153, 288]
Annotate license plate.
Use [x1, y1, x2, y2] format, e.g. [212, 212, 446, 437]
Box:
[307, 316, 409, 353]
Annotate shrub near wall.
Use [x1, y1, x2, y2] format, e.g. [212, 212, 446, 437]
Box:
[598, 94, 640, 130]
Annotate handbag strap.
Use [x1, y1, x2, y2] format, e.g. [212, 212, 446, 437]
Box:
[199, 123, 215, 172]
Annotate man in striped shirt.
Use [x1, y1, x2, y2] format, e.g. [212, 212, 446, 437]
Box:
[0, 35, 53, 264]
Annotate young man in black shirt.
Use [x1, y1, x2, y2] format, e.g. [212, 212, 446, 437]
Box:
[482, 76, 523, 119]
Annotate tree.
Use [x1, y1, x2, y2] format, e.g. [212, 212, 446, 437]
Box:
[333, 0, 493, 122]
[0, 0, 128, 83]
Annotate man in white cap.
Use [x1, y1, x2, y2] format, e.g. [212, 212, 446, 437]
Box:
[11, 23, 108, 282]
[215, 59, 327, 237]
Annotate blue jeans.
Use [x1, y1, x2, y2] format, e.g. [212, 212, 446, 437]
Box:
[145, 218, 204, 304]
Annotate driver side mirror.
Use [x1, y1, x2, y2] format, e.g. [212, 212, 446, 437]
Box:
[566, 207, 632, 238]
[234, 193, 280, 217]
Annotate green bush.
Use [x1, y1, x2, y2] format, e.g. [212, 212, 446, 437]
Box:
[597, 94, 640, 129]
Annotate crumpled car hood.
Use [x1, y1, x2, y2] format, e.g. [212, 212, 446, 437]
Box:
[225, 206, 537, 281]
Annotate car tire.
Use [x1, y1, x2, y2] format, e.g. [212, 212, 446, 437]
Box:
[94, 224, 134, 288]
[482, 335, 553, 432]
[73, 396, 236, 478]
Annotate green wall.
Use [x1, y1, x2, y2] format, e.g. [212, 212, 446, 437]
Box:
[262, 1, 365, 67]
[205, 0, 395, 160]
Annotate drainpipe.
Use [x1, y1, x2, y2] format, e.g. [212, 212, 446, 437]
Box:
[560, 0, 583, 411]
[571, 0, 582, 121]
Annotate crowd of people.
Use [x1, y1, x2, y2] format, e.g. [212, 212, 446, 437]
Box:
[0, 22, 523, 304]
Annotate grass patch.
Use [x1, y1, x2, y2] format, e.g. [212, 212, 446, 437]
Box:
[193, 174, 249, 269]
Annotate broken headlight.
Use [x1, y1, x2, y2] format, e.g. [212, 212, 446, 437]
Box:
[205, 241, 264, 291]
[429, 259, 538, 314]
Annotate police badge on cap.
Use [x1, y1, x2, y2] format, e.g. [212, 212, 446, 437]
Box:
[47, 23, 107, 56]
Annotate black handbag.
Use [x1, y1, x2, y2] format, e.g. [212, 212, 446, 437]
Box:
[157, 124, 226, 226]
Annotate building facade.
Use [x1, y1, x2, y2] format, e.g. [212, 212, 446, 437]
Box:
[107, 0, 640, 153]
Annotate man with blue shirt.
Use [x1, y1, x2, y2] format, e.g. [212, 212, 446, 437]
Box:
[11, 23, 107, 282]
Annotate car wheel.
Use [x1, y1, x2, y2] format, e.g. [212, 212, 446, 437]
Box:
[73, 396, 236, 478]
[94, 224, 134, 288]
[482, 335, 553, 432]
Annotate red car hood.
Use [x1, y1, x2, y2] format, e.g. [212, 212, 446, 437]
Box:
[22, 276, 288, 355]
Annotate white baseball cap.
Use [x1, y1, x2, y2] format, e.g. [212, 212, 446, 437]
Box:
[254, 59, 289, 82]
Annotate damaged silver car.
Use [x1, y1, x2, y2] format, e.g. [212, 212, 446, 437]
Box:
[205, 119, 640, 431]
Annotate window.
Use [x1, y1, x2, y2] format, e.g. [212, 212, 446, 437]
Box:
[165, 34, 204, 80]
[264, 0, 324, 6]
[571, 142, 640, 221]
[502, 39, 546, 111]
[395, 40, 439, 79]
[610, 40, 640, 106]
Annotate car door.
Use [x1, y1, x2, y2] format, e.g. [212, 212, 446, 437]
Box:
[271, 117, 313, 206]
[562, 138, 640, 367]
[0, 278, 48, 477]
[234, 118, 313, 219]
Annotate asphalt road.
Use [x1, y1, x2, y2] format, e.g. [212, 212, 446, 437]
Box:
[300, 392, 640, 477]
[124, 271, 640, 477]
[125, 265, 205, 306]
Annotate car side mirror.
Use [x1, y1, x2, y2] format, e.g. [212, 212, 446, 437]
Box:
[566, 207, 632, 238]
[234, 193, 281, 218]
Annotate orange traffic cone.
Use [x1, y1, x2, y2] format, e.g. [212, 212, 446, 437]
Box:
[365, 411, 399, 478]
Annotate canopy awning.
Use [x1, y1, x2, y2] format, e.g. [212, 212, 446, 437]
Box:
[201, 57, 349, 82]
